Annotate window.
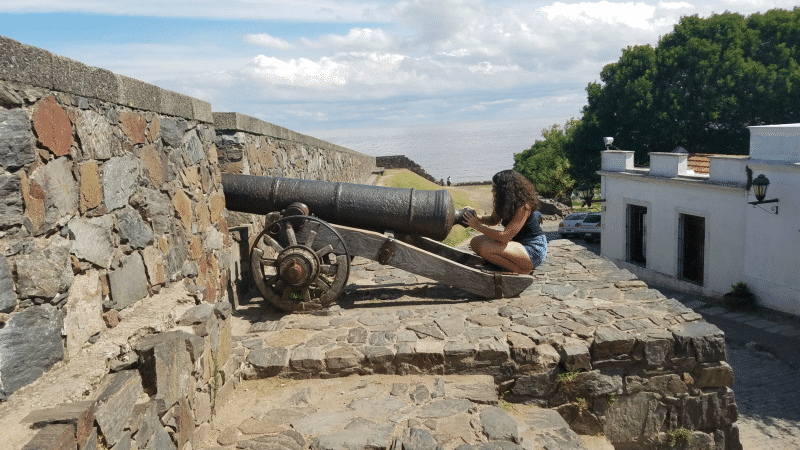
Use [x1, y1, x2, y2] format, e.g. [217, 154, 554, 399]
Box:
[626, 204, 647, 266]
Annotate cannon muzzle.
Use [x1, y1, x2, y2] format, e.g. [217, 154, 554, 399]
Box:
[222, 174, 458, 241]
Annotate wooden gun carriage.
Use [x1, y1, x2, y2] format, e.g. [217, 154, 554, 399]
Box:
[222, 174, 533, 312]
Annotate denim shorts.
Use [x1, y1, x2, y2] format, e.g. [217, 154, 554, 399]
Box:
[522, 234, 548, 268]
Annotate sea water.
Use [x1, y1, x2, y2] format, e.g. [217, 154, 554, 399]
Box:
[305, 116, 572, 183]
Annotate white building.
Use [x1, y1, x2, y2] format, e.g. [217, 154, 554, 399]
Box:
[599, 124, 800, 317]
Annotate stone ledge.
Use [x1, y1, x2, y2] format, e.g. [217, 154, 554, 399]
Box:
[0, 283, 196, 450]
[0, 34, 211, 122]
[212, 111, 365, 157]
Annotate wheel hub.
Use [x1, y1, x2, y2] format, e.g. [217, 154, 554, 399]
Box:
[277, 246, 320, 287]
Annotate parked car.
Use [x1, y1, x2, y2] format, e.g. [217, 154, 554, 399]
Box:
[579, 212, 602, 243]
[558, 212, 588, 238]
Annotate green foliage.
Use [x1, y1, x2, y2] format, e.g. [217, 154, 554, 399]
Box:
[574, 397, 588, 414]
[667, 428, 693, 447]
[730, 281, 751, 295]
[556, 370, 581, 385]
[513, 119, 577, 198]
[567, 8, 800, 183]
[210, 351, 221, 412]
[608, 394, 618, 405]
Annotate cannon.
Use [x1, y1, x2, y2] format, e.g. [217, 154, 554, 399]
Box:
[223, 174, 534, 312]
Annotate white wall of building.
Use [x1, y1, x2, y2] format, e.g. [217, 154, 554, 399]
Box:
[599, 126, 800, 316]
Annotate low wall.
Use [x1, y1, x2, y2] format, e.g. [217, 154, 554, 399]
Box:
[376, 155, 438, 183]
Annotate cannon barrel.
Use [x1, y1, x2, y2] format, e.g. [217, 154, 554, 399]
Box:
[222, 174, 458, 241]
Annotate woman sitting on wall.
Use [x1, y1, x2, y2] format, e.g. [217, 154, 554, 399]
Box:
[463, 170, 547, 273]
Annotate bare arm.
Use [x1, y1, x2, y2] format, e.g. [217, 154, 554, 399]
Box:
[465, 205, 531, 244]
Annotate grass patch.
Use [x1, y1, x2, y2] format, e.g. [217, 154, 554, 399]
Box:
[571, 200, 602, 213]
[382, 170, 479, 246]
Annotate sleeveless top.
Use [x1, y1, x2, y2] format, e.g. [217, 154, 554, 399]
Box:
[512, 209, 544, 245]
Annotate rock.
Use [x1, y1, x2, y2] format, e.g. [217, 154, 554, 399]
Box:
[102, 155, 140, 212]
[140, 144, 167, 187]
[64, 270, 104, 358]
[634, 329, 674, 367]
[311, 422, 395, 450]
[21, 401, 96, 449]
[107, 252, 148, 310]
[183, 129, 204, 165]
[247, 347, 289, 376]
[291, 346, 325, 371]
[480, 407, 519, 443]
[559, 345, 591, 371]
[348, 397, 407, 418]
[603, 393, 667, 447]
[512, 369, 558, 398]
[141, 246, 166, 286]
[177, 303, 214, 326]
[390, 427, 442, 450]
[671, 322, 727, 363]
[116, 207, 154, 249]
[681, 388, 738, 430]
[432, 378, 445, 398]
[69, 215, 115, 268]
[33, 96, 72, 156]
[132, 188, 172, 235]
[214, 301, 232, 319]
[160, 117, 185, 148]
[325, 347, 363, 370]
[695, 362, 735, 388]
[21, 424, 76, 450]
[135, 332, 195, 414]
[538, 198, 571, 218]
[522, 407, 584, 450]
[78, 161, 103, 212]
[0, 172, 24, 229]
[31, 157, 79, 225]
[238, 433, 303, 450]
[103, 309, 119, 328]
[626, 374, 687, 396]
[347, 327, 368, 343]
[566, 370, 623, 398]
[592, 327, 635, 359]
[94, 370, 144, 447]
[0, 254, 16, 313]
[415, 399, 473, 419]
[118, 112, 146, 145]
[15, 237, 72, 300]
[75, 109, 118, 160]
[410, 385, 430, 404]
[0, 108, 34, 170]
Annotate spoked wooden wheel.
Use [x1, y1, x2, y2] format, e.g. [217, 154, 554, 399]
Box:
[250, 215, 350, 313]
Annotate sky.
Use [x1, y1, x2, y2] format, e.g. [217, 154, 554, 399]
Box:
[1, 0, 797, 143]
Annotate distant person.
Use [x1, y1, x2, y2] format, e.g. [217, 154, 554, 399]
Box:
[463, 170, 547, 273]
[439, 178, 445, 186]
[447, 176, 451, 186]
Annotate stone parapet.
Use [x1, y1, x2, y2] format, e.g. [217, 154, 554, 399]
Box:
[0, 35, 212, 122]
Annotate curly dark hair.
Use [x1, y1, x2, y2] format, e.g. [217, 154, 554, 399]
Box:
[492, 170, 540, 226]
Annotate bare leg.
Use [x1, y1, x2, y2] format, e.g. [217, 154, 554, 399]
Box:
[469, 236, 533, 274]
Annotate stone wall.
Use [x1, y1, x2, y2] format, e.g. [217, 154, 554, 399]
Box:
[376, 155, 438, 183]
[18, 303, 235, 450]
[0, 33, 375, 409]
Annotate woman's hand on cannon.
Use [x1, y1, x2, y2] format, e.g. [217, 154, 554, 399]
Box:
[463, 209, 481, 229]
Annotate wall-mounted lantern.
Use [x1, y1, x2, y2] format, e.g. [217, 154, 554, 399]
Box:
[578, 182, 606, 209]
[747, 173, 778, 214]
[604, 137, 614, 150]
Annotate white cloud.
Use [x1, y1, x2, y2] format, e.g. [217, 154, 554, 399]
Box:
[243, 33, 294, 50]
[302, 28, 397, 52]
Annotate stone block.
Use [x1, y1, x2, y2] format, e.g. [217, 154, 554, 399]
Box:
[512, 369, 559, 398]
[681, 388, 738, 430]
[158, 89, 193, 119]
[177, 397, 195, 449]
[119, 112, 147, 145]
[476, 338, 510, 362]
[325, 346, 363, 371]
[0, 35, 53, 88]
[33, 96, 73, 157]
[50, 54, 87, 97]
[193, 391, 212, 425]
[108, 252, 148, 310]
[480, 406, 519, 443]
[21, 401, 96, 448]
[136, 332, 195, 415]
[247, 347, 289, 376]
[140, 144, 167, 187]
[173, 190, 193, 230]
[559, 344, 591, 371]
[604, 393, 668, 447]
[116, 207, 154, 249]
[116, 74, 160, 112]
[634, 329, 674, 367]
[78, 161, 104, 212]
[142, 245, 166, 286]
[32, 156, 79, 224]
[443, 342, 477, 358]
[64, 270, 104, 358]
[0, 254, 16, 313]
[21, 424, 76, 450]
[94, 370, 143, 447]
[0, 304, 64, 396]
[82, 427, 97, 450]
[102, 155, 140, 212]
[69, 215, 115, 269]
[592, 326, 635, 359]
[696, 362, 735, 388]
[191, 98, 213, 123]
[159, 117, 185, 148]
[0, 108, 35, 170]
[75, 110, 122, 160]
[671, 321, 727, 363]
[523, 407, 584, 450]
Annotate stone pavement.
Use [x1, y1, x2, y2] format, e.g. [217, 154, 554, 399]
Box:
[202, 237, 742, 450]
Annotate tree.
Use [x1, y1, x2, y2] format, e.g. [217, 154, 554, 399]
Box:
[514, 119, 577, 198]
[568, 8, 800, 183]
